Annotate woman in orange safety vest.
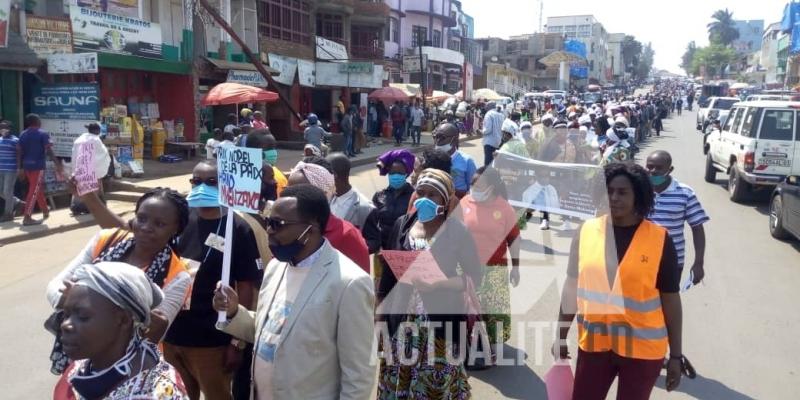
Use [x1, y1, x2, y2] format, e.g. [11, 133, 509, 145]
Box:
[554, 162, 683, 400]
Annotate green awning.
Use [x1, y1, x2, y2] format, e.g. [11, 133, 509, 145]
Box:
[97, 53, 191, 75]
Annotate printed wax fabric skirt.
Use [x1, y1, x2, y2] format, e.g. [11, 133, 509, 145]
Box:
[477, 265, 512, 346]
[378, 293, 471, 400]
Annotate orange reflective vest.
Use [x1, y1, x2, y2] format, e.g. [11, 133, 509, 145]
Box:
[576, 216, 669, 360]
[92, 228, 187, 288]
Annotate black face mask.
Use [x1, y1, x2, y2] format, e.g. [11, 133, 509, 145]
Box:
[261, 182, 278, 204]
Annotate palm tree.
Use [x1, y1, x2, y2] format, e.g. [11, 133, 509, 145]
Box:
[707, 9, 740, 46]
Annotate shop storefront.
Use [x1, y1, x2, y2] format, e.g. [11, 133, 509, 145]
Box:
[0, 32, 41, 131]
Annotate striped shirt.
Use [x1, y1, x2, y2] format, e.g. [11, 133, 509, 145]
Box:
[648, 178, 709, 267]
[0, 135, 18, 172]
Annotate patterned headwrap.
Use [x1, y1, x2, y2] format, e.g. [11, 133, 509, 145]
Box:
[377, 149, 415, 176]
[72, 262, 163, 327]
[415, 168, 455, 205]
[292, 161, 335, 198]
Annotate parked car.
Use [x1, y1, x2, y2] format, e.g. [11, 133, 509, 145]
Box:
[697, 96, 739, 132]
[705, 101, 800, 202]
[769, 175, 800, 240]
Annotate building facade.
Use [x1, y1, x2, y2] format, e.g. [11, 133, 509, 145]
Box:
[761, 22, 782, 86]
[606, 33, 625, 84]
[546, 15, 608, 84]
[733, 19, 765, 54]
[476, 33, 564, 91]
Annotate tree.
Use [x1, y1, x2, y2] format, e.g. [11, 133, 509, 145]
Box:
[621, 35, 642, 73]
[707, 8, 740, 46]
[635, 43, 655, 80]
[681, 41, 697, 76]
[691, 44, 735, 78]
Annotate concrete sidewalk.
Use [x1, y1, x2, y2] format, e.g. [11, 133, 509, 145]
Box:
[0, 131, 474, 246]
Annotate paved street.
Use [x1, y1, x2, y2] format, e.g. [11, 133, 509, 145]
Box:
[2, 112, 799, 399]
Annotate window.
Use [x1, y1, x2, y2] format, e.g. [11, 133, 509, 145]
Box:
[731, 107, 747, 134]
[741, 107, 762, 137]
[448, 39, 460, 51]
[317, 13, 344, 41]
[545, 36, 556, 50]
[577, 24, 591, 37]
[590, 60, 594, 71]
[547, 26, 563, 33]
[412, 26, 427, 47]
[258, 0, 311, 45]
[385, 17, 400, 43]
[759, 109, 795, 140]
[722, 108, 739, 132]
[433, 30, 442, 47]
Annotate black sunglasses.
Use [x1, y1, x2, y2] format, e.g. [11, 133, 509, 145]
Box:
[189, 177, 218, 187]
[264, 217, 308, 231]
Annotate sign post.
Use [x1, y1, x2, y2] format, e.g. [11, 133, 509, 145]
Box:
[215, 143, 263, 325]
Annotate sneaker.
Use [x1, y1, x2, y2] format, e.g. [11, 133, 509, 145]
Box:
[540, 219, 550, 230]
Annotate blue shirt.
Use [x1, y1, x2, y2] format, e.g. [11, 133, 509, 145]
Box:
[18, 128, 50, 171]
[648, 178, 710, 266]
[451, 150, 477, 192]
[0, 135, 18, 172]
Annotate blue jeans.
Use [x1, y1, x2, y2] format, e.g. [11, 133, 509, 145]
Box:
[411, 126, 421, 144]
[0, 171, 16, 216]
[393, 124, 404, 144]
[344, 133, 355, 155]
[483, 144, 497, 166]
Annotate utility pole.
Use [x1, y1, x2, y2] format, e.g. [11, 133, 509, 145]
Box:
[538, 0, 544, 33]
[197, 0, 302, 122]
[417, 26, 426, 111]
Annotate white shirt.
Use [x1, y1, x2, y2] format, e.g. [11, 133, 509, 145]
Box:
[253, 244, 325, 400]
[205, 138, 220, 159]
[330, 188, 370, 222]
[410, 107, 424, 126]
[71, 133, 110, 180]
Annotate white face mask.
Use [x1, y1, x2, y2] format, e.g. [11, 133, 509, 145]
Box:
[435, 143, 452, 153]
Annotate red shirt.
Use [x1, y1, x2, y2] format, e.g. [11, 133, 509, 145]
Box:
[459, 195, 520, 265]
[324, 214, 371, 274]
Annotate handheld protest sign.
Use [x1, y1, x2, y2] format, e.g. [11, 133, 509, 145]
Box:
[215, 143, 263, 326]
[73, 141, 100, 196]
[381, 250, 447, 285]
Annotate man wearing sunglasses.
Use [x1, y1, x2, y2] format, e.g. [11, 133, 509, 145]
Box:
[163, 160, 262, 400]
[213, 184, 376, 399]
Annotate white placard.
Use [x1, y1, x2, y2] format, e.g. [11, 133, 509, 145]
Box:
[315, 36, 348, 61]
[47, 53, 99, 74]
[267, 53, 298, 86]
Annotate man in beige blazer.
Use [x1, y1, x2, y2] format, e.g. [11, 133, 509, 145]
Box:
[214, 184, 375, 399]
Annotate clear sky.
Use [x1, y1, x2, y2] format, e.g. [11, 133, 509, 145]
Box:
[461, 0, 789, 74]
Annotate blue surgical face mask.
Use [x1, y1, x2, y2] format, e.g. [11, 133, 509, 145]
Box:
[414, 197, 444, 223]
[187, 184, 220, 208]
[388, 173, 407, 189]
[263, 149, 278, 165]
[650, 173, 669, 186]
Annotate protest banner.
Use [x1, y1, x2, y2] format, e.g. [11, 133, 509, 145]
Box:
[381, 250, 448, 285]
[215, 143, 262, 326]
[217, 144, 263, 214]
[73, 141, 100, 196]
[493, 152, 608, 219]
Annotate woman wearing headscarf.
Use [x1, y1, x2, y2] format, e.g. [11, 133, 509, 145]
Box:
[47, 188, 191, 375]
[376, 169, 482, 399]
[459, 166, 520, 367]
[373, 149, 415, 250]
[52, 262, 188, 400]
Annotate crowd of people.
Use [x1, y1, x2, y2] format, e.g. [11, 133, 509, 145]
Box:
[37, 78, 714, 400]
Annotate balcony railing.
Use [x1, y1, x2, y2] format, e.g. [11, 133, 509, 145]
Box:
[351, 43, 384, 60]
[354, 0, 390, 16]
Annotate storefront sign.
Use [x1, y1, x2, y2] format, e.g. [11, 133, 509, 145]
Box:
[226, 69, 268, 87]
[315, 62, 383, 89]
[26, 16, 73, 57]
[69, 5, 163, 59]
[0, 0, 9, 48]
[78, 0, 141, 18]
[42, 119, 97, 158]
[339, 62, 374, 74]
[48, 53, 99, 74]
[298, 59, 315, 87]
[315, 36, 348, 61]
[31, 83, 100, 120]
[267, 53, 297, 85]
[402, 55, 428, 73]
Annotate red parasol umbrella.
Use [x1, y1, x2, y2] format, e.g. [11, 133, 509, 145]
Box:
[201, 82, 279, 106]
[368, 87, 412, 103]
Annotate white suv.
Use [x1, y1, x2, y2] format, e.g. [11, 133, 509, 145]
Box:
[697, 96, 739, 132]
[705, 101, 800, 202]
